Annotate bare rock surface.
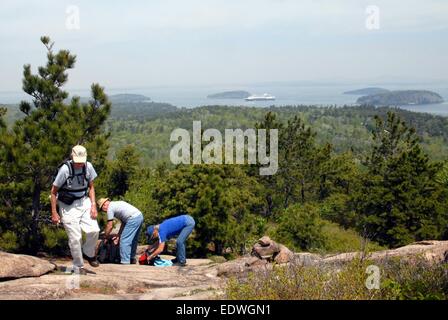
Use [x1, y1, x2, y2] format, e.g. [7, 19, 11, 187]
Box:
[0, 255, 223, 300]
[323, 240, 448, 264]
[0, 251, 56, 280]
[1, 239, 447, 299]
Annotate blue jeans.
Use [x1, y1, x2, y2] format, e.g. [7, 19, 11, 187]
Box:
[176, 215, 195, 264]
[120, 213, 143, 264]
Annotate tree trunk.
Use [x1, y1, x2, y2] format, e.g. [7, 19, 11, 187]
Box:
[300, 179, 305, 203]
[215, 241, 223, 256]
[265, 194, 273, 217]
[31, 180, 41, 254]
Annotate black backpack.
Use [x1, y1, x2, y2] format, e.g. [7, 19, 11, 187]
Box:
[53, 160, 89, 205]
[97, 239, 121, 264]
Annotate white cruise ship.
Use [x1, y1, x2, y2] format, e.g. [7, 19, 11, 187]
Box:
[245, 93, 276, 101]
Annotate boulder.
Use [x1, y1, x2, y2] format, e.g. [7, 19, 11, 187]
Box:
[294, 252, 323, 266]
[274, 245, 295, 264]
[258, 236, 273, 246]
[251, 236, 295, 264]
[0, 251, 56, 280]
[252, 242, 279, 259]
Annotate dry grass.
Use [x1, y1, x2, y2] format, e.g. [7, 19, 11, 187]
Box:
[225, 258, 448, 300]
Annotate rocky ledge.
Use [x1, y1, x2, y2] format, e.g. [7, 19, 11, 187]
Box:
[1, 238, 447, 300]
[217, 237, 448, 276]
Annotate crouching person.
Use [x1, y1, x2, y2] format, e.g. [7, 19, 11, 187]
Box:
[50, 145, 100, 274]
[97, 198, 144, 264]
[146, 215, 195, 267]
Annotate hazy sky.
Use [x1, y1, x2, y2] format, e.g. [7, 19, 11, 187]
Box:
[1, 0, 447, 92]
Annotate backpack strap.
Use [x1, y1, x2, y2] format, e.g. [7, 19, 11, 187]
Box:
[67, 161, 74, 179]
[59, 161, 89, 194]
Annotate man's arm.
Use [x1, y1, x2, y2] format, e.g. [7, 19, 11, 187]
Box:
[50, 185, 60, 224]
[109, 222, 125, 245]
[147, 242, 165, 261]
[104, 220, 114, 238]
[89, 181, 97, 219]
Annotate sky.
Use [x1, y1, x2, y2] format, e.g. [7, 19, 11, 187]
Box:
[0, 0, 448, 92]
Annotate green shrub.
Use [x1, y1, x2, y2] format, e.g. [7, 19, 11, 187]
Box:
[320, 193, 357, 228]
[0, 230, 19, 252]
[381, 259, 448, 300]
[275, 203, 326, 251]
[207, 255, 227, 264]
[321, 221, 384, 254]
[41, 225, 68, 255]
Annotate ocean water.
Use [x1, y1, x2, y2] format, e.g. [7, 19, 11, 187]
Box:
[2, 83, 448, 116]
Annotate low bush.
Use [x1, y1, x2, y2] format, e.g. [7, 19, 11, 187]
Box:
[225, 258, 448, 300]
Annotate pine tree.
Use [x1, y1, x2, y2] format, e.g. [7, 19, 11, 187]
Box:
[153, 164, 263, 256]
[254, 113, 337, 215]
[0, 36, 111, 253]
[0, 107, 6, 129]
[96, 144, 140, 198]
[353, 112, 447, 247]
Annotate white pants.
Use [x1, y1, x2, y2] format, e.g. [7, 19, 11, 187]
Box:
[59, 197, 99, 268]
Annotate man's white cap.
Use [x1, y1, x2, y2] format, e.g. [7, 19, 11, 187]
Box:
[71, 145, 87, 163]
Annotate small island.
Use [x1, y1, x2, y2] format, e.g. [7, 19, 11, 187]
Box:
[207, 90, 251, 99]
[109, 94, 151, 103]
[357, 90, 444, 106]
[344, 87, 389, 95]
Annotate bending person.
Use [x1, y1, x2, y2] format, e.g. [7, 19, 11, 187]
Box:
[97, 198, 144, 264]
[146, 215, 195, 267]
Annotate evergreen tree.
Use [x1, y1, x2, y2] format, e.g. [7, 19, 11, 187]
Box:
[0, 107, 6, 129]
[0, 36, 111, 253]
[96, 144, 140, 198]
[353, 112, 447, 247]
[153, 164, 264, 256]
[254, 113, 340, 216]
[276, 203, 326, 251]
[253, 112, 283, 216]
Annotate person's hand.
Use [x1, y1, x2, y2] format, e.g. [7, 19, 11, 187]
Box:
[51, 212, 61, 225]
[112, 235, 120, 245]
[90, 205, 98, 219]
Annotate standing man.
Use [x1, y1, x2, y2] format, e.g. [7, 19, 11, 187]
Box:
[97, 198, 144, 264]
[50, 145, 100, 274]
[146, 215, 195, 267]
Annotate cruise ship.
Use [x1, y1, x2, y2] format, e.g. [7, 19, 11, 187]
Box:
[245, 93, 276, 101]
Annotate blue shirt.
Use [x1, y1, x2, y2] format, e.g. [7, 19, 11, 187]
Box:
[158, 215, 188, 243]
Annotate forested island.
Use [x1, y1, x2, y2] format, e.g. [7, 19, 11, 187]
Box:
[343, 87, 389, 95]
[108, 94, 151, 103]
[357, 90, 444, 105]
[207, 90, 251, 99]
